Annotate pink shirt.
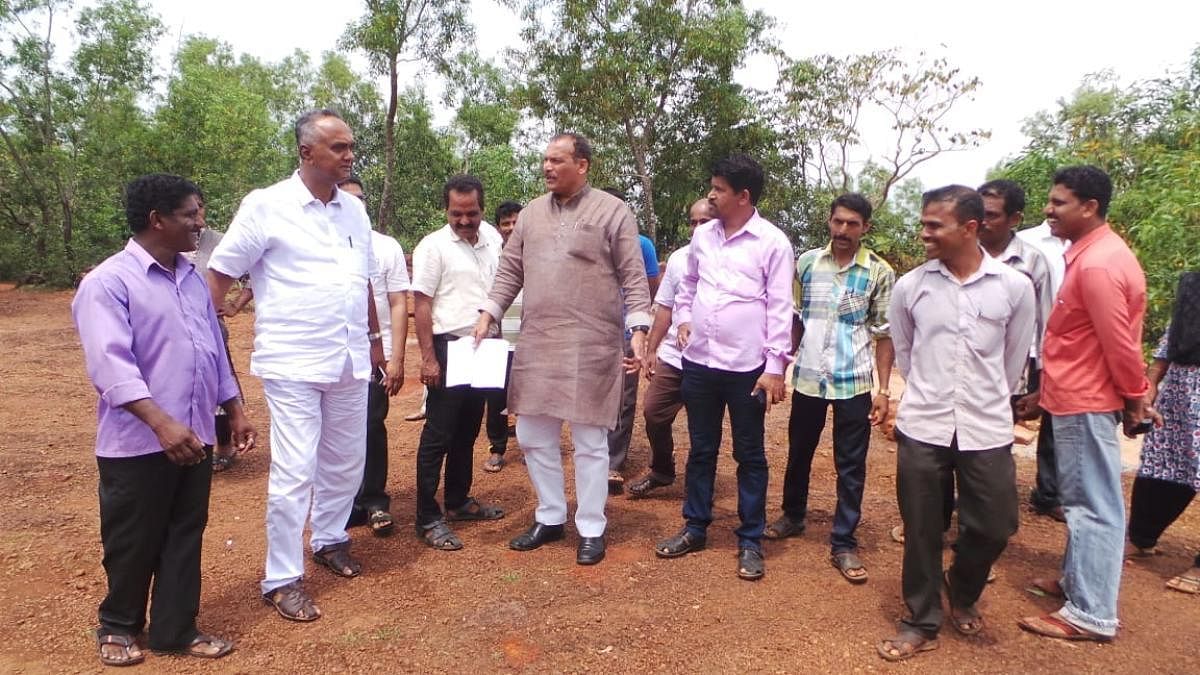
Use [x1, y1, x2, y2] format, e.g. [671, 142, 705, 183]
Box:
[1041, 224, 1149, 415]
[674, 211, 794, 375]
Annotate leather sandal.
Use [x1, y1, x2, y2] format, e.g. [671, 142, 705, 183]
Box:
[627, 473, 673, 498]
[312, 542, 362, 577]
[262, 581, 321, 622]
[831, 550, 868, 584]
[95, 632, 145, 667]
[737, 548, 765, 581]
[765, 515, 805, 540]
[152, 633, 235, 659]
[421, 521, 464, 550]
[655, 528, 706, 558]
[446, 497, 505, 521]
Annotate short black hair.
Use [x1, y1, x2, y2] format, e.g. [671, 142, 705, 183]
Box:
[338, 175, 364, 191]
[977, 179, 1026, 217]
[711, 154, 765, 205]
[921, 184, 984, 227]
[495, 200, 523, 223]
[124, 174, 202, 233]
[1053, 165, 1113, 218]
[600, 187, 627, 202]
[443, 174, 485, 210]
[294, 108, 342, 148]
[830, 192, 872, 222]
[551, 132, 593, 164]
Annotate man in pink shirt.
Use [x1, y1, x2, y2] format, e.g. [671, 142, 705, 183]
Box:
[653, 155, 794, 581]
[1018, 165, 1149, 643]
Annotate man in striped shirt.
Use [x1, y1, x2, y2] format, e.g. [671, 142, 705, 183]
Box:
[766, 193, 895, 585]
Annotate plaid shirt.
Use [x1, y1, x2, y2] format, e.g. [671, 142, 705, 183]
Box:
[792, 244, 894, 399]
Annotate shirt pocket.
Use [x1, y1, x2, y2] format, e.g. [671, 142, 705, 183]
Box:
[967, 296, 1008, 354]
[564, 223, 606, 263]
[837, 289, 869, 324]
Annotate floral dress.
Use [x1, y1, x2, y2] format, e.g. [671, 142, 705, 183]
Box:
[1137, 331, 1200, 491]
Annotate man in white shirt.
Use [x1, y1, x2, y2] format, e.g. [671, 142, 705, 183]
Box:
[628, 198, 713, 497]
[208, 109, 390, 623]
[338, 177, 409, 536]
[410, 174, 506, 550]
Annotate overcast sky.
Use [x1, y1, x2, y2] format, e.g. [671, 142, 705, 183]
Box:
[147, 0, 1197, 191]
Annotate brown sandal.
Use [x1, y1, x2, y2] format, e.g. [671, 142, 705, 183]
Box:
[263, 581, 321, 622]
[152, 633, 235, 659]
[312, 542, 362, 577]
[96, 632, 144, 667]
[1017, 612, 1112, 642]
[877, 631, 939, 661]
[944, 572, 984, 635]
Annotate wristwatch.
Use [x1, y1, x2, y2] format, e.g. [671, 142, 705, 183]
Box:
[630, 325, 650, 334]
[368, 331, 383, 341]
[877, 389, 891, 397]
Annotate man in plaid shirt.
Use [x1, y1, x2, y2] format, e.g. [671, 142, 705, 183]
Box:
[766, 193, 895, 585]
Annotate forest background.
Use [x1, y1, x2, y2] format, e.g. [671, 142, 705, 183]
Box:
[1, 0, 1197, 339]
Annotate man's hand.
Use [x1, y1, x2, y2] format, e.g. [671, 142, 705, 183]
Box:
[676, 322, 691, 350]
[369, 338, 386, 371]
[226, 407, 257, 454]
[1013, 391, 1042, 421]
[153, 417, 206, 466]
[643, 358, 657, 381]
[868, 394, 890, 426]
[385, 359, 404, 396]
[1121, 396, 1147, 438]
[751, 373, 786, 414]
[420, 355, 441, 389]
[473, 313, 495, 346]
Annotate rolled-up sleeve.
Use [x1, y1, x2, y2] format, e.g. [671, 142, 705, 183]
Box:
[72, 275, 151, 407]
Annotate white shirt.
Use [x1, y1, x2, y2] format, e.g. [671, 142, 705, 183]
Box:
[654, 244, 689, 370]
[209, 171, 376, 383]
[411, 224, 499, 336]
[369, 230, 410, 361]
[888, 253, 1037, 450]
[1017, 221, 1069, 299]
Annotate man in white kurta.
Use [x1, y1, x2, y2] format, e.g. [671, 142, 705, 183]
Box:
[208, 110, 384, 622]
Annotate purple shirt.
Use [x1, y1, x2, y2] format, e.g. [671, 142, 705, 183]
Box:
[674, 210, 795, 375]
[72, 240, 240, 458]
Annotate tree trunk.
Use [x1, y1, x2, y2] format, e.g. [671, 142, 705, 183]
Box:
[378, 54, 399, 235]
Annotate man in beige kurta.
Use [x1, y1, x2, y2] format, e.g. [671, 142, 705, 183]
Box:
[475, 133, 651, 565]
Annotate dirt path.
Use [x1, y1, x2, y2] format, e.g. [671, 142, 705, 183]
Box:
[1, 285, 1197, 673]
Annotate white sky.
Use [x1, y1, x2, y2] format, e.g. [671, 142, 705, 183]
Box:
[146, 0, 1197, 189]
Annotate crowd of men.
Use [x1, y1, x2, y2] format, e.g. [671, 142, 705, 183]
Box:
[72, 108, 1154, 666]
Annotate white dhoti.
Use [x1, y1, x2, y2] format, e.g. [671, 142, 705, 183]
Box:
[516, 414, 609, 537]
[260, 355, 367, 594]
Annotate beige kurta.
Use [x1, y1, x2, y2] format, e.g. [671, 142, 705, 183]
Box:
[483, 185, 652, 429]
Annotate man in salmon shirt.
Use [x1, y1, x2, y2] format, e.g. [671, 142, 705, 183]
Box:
[1018, 165, 1149, 643]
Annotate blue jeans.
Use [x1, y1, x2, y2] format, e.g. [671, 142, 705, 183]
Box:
[1052, 411, 1125, 637]
[680, 359, 767, 551]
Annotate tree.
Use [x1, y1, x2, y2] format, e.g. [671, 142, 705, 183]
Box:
[514, 0, 772, 241]
[0, 0, 163, 282]
[341, 0, 472, 233]
[774, 49, 987, 235]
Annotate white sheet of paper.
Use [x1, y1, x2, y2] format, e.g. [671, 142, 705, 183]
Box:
[444, 338, 509, 388]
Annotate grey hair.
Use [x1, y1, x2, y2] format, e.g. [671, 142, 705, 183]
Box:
[294, 108, 343, 149]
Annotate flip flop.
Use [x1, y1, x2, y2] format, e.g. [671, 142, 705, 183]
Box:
[1017, 612, 1112, 642]
[1165, 572, 1200, 595]
[152, 633, 235, 659]
[95, 632, 144, 667]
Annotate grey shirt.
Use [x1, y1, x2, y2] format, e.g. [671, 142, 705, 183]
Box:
[888, 252, 1037, 450]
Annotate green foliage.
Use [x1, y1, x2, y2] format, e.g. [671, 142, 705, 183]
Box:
[994, 47, 1200, 343]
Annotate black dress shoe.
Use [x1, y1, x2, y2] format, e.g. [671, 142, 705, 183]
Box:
[577, 536, 606, 565]
[509, 522, 565, 551]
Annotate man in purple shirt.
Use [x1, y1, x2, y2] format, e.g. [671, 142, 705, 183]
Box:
[654, 155, 795, 581]
[73, 174, 255, 666]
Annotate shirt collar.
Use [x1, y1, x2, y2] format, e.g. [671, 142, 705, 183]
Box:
[125, 238, 194, 279]
[1063, 223, 1112, 265]
[923, 247, 1006, 285]
[819, 242, 873, 270]
[716, 208, 766, 242]
[287, 170, 344, 208]
[994, 233, 1026, 264]
[443, 223, 491, 249]
[552, 183, 591, 208]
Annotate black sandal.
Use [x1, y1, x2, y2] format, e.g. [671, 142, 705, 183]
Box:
[368, 508, 394, 536]
[262, 581, 321, 622]
[446, 497, 505, 521]
[655, 528, 706, 558]
[95, 632, 144, 667]
[627, 473, 673, 498]
[421, 521, 463, 550]
[312, 542, 361, 577]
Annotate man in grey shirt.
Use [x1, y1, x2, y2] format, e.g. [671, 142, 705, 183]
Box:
[877, 185, 1036, 662]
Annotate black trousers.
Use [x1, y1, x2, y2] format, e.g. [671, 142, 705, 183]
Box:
[608, 338, 638, 471]
[483, 352, 514, 455]
[350, 373, 391, 525]
[415, 335, 486, 529]
[1129, 476, 1200, 567]
[97, 447, 212, 650]
[896, 432, 1017, 638]
[782, 392, 872, 553]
